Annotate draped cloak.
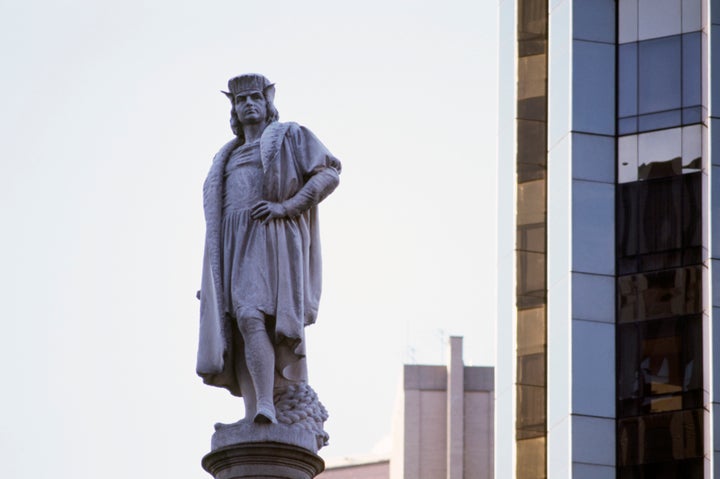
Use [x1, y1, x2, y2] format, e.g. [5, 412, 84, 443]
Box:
[196, 121, 341, 397]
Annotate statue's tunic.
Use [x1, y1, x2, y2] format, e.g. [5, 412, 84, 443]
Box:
[197, 122, 341, 397]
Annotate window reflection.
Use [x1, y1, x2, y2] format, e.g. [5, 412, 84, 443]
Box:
[638, 177, 682, 253]
[617, 315, 702, 418]
[637, 128, 682, 180]
[682, 173, 702, 248]
[618, 125, 705, 184]
[637, 0, 682, 41]
[616, 173, 701, 274]
[681, 125, 702, 172]
[617, 409, 703, 467]
[681, 32, 701, 108]
[617, 267, 702, 323]
[615, 4, 704, 477]
[639, 36, 682, 114]
[617, 32, 704, 134]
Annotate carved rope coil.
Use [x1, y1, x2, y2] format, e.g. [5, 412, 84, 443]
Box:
[274, 383, 329, 449]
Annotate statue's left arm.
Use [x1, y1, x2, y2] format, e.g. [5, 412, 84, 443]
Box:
[251, 124, 341, 223]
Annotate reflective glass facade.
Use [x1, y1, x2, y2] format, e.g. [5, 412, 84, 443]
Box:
[615, 1, 706, 476]
[515, 0, 547, 477]
[618, 32, 703, 134]
[499, 0, 716, 478]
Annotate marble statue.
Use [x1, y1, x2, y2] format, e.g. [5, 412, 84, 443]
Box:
[196, 73, 340, 449]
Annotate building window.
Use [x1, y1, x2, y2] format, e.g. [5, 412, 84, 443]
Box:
[618, 125, 704, 183]
[617, 314, 703, 416]
[617, 409, 703, 477]
[616, 172, 701, 275]
[618, 32, 703, 135]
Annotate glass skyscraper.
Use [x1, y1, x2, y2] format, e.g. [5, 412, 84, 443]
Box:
[497, 0, 715, 477]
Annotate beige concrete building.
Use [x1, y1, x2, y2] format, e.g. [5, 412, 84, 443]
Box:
[319, 337, 493, 479]
[317, 458, 390, 479]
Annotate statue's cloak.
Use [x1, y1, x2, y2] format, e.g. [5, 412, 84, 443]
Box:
[196, 121, 341, 396]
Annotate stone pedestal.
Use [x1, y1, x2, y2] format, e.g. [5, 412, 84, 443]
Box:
[202, 442, 324, 479]
[202, 422, 325, 479]
[201, 382, 329, 479]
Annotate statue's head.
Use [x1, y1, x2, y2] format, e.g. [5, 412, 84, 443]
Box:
[223, 73, 279, 140]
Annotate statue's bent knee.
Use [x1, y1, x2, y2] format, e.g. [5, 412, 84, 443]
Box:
[236, 312, 266, 338]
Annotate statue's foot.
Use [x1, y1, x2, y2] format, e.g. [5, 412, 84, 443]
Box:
[254, 403, 278, 425]
[213, 417, 253, 431]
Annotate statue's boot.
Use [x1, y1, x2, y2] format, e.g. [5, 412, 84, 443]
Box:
[254, 400, 278, 424]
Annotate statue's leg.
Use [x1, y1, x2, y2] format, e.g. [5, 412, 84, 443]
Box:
[233, 335, 257, 421]
[237, 311, 277, 424]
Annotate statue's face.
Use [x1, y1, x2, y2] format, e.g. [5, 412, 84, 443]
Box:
[234, 90, 267, 125]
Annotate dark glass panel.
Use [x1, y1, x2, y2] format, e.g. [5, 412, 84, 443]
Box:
[617, 409, 703, 467]
[682, 172, 702, 250]
[518, 223, 546, 253]
[517, 0, 547, 59]
[638, 35, 682, 115]
[517, 352, 546, 387]
[518, 37, 547, 58]
[516, 384, 546, 438]
[517, 306, 545, 357]
[681, 314, 703, 396]
[637, 251, 682, 272]
[617, 182, 639, 259]
[515, 1, 546, 476]
[618, 257, 639, 276]
[517, 293, 546, 310]
[617, 317, 640, 401]
[682, 32, 702, 108]
[617, 275, 639, 323]
[516, 436, 546, 479]
[618, 459, 703, 479]
[640, 267, 701, 320]
[518, 164, 547, 183]
[617, 315, 703, 416]
[619, 42, 638, 118]
[618, 174, 703, 274]
[638, 176, 682, 255]
[517, 119, 547, 183]
[518, 0, 547, 38]
[517, 52, 547, 121]
[517, 178, 546, 226]
[516, 250, 545, 301]
[682, 246, 702, 266]
[518, 96, 547, 122]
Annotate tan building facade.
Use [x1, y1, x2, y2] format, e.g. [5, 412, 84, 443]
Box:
[318, 459, 390, 479]
[319, 337, 493, 479]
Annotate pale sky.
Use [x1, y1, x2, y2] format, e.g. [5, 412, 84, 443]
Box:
[0, 1, 498, 477]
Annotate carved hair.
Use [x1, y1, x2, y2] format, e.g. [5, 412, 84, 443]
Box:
[229, 94, 280, 143]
